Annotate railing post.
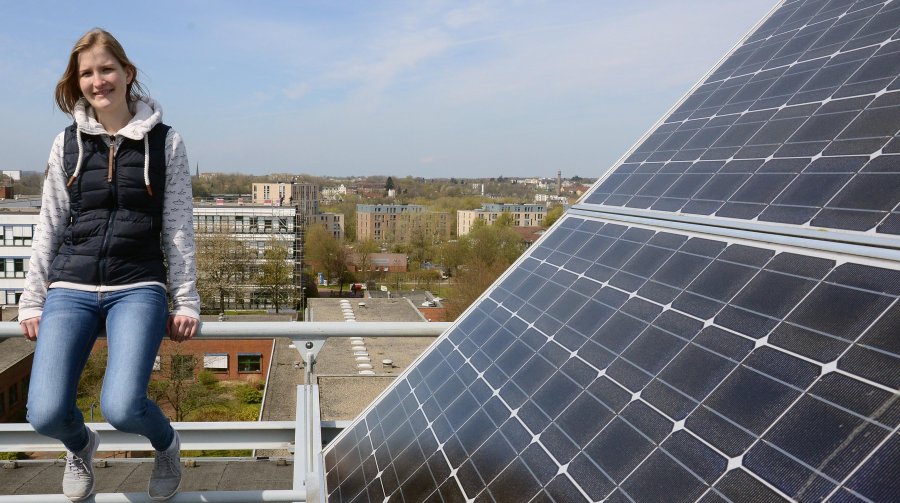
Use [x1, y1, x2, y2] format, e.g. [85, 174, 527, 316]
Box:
[292, 338, 326, 503]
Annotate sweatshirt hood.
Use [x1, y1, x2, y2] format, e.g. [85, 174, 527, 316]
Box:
[73, 96, 164, 140]
[68, 96, 163, 195]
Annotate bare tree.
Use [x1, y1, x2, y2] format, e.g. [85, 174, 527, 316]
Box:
[196, 232, 251, 312]
[258, 237, 293, 313]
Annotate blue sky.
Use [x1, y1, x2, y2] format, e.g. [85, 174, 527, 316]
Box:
[0, 0, 774, 179]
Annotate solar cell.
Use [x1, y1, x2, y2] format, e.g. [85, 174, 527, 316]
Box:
[584, 0, 900, 236]
[324, 215, 900, 502]
[323, 1, 900, 501]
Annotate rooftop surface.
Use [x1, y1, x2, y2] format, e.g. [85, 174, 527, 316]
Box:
[0, 458, 294, 496]
[309, 298, 437, 422]
[0, 338, 33, 372]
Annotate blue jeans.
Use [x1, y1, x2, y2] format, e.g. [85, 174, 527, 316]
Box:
[26, 286, 175, 452]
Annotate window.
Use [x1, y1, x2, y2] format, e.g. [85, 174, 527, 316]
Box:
[171, 355, 195, 380]
[13, 259, 26, 278]
[8, 384, 17, 405]
[204, 354, 229, 374]
[238, 353, 262, 373]
[0, 392, 4, 415]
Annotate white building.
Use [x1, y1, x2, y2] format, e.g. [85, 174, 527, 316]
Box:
[0, 209, 38, 307]
[321, 184, 347, 202]
[457, 203, 547, 236]
[534, 193, 569, 204]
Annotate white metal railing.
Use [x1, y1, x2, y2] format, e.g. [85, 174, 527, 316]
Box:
[10, 491, 308, 502]
[0, 321, 452, 502]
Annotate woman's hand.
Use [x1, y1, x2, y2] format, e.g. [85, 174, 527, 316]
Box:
[20, 317, 40, 341]
[167, 315, 199, 342]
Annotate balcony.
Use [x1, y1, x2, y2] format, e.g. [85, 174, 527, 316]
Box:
[0, 321, 451, 502]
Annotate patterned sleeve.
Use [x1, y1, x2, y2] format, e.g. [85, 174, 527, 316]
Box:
[18, 133, 70, 321]
[162, 129, 201, 318]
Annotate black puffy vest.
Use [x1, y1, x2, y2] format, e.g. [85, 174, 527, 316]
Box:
[48, 123, 170, 286]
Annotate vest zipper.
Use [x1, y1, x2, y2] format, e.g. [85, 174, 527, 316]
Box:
[98, 134, 119, 285]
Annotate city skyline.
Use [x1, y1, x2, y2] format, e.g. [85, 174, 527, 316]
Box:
[1, 0, 773, 179]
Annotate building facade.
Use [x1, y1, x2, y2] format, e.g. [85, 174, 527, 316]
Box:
[0, 339, 33, 422]
[309, 212, 345, 240]
[193, 205, 296, 311]
[456, 203, 548, 236]
[251, 182, 293, 206]
[356, 204, 452, 243]
[0, 209, 38, 308]
[251, 182, 320, 216]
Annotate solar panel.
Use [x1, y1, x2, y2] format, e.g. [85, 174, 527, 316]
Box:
[324, 215, 899, 502]
[583, 0, 900, 237]
[323, 1, 900, 502]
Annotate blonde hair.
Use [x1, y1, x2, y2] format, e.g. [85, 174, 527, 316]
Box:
[54, 28, 146, 115]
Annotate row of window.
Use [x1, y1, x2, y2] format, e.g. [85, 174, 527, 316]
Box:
[153, 353, 263, 378]
[0, 258, 28, 278]
[1, 290, 21, 305]
[194, 216, 293, 234]
[0, 374, 29, 416]
[0, 225, 34, 247]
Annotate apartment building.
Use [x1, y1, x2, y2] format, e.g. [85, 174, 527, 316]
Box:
[309, 212, 345, 240]
[251, 182, 320, 216]
[356, 204, 452, 243]
[0, 208, 38, 308]
[457, 203, 548, 236]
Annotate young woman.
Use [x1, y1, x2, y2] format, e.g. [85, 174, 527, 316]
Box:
[18, 28, 200, 502]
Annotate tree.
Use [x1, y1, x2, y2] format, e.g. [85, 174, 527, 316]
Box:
[385, 176, 395, 191]
[76, 347, 108, 421]
[147, 346, 226, 421]
[196, 233, 251, 312]
[305, 226, 353, 293]
[446, 222, 525, 319]
[354, 239, 380, 282]
[258, 238, 293, 313]
[541, 205, 565, 227]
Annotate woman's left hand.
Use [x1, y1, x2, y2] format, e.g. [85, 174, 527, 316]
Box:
[167, 315, 199, 342]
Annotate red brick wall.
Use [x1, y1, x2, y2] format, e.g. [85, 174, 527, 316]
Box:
[418, 307, 448, 322]
[0, 355, 33, 422]
[94, 339, 274, 382]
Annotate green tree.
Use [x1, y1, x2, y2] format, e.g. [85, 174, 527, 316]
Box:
[385, 176, 395, 191]
[148, 347, 227, 422]
[258, 238, 293, 313]
[541, 205, 565, 227]
[76, 347, 108, 421]
[446, 222, 525, 319]
[305, 226, 353, 293]
[353, 239, 380, 282]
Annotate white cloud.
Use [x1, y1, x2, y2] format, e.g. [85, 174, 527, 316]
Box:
[445, 4, 496, 29]
[283, 82, 311, 100]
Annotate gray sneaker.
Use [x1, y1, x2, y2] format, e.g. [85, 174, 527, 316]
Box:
[149, 430, 182, 501]
[62, 428, 99, 502]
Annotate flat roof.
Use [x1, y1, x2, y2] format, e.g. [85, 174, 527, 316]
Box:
[0, 458, 294, 496]
[308, 298, 438, 421]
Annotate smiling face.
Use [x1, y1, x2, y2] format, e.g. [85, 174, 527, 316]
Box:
[77, 45, 134, 120]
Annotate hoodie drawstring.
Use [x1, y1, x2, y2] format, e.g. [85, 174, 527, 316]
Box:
[66, 129, 84, 188]
[65, 130, 154, 196]
[143, 136, 153, 196]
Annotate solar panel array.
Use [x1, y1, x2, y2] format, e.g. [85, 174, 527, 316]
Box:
[323, 1, 900, 502]
[584, 0, 900, 236]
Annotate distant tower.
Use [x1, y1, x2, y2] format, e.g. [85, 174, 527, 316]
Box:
[195, 163, 199, 177]
[556, 170, 562, 195]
